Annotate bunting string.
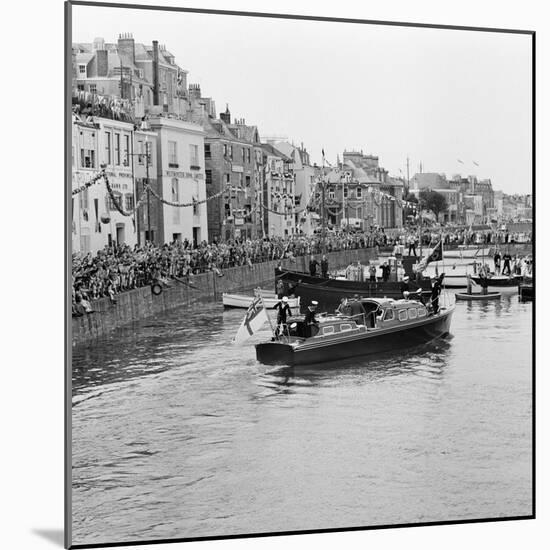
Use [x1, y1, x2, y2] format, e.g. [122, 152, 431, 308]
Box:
[104, 173, 150, 217]
[72, 169, 106, 195]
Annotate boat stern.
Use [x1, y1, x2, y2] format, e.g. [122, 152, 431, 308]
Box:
[255, 342, 295, 366]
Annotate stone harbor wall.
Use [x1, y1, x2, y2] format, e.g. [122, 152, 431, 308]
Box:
[72, 248, 378, 345]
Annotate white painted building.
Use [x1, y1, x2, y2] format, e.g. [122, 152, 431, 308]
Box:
[149, 117, 208, 245]
[72, 115, 138, 253]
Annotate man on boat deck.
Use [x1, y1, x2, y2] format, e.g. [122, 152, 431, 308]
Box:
[309, 255, 319, 277]
[273, 296, 292, 337]
[349, 294, 367, 325]
[430, 275, 443, 314]
[336, 297, 351, 316]
[502, 251, 512, 275]
[400, 275, 411, 297]
[304, 300, 319, 336]
[493, 249, 501, 275]
[321, 255, 329, 278]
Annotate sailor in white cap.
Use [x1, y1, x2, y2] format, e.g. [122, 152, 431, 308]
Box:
[304, 300, 319, 337]
[273, 295, 292, 337]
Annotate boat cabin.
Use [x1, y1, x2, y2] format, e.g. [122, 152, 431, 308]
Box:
[360, 297, 429, 329]
[278, 298, 430, 343]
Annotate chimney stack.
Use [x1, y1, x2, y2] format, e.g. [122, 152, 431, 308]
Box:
[117, 33, 135, 64]
[188, 83, 201, 100]
[96, 49, 108, 77]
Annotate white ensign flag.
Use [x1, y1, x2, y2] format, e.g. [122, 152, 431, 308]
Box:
[233, 295, 270, 344]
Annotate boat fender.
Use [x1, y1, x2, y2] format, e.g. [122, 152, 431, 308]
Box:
[151, 283, 163, 296]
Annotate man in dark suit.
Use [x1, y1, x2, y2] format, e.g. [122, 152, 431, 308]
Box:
[304, 300, 319, 337]
[320, 255, 329, 278]
[349, 294, 367, 325]
[309, 255, 319, 277]
[430, 275, 443, 314]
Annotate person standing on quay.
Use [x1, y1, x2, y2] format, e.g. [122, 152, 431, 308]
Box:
[309, 255, 319, 277]
[369, 263, 377, 282]
[320, 255, 329, 278]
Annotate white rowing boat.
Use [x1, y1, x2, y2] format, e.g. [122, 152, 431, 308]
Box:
[223, 292, 301, 309]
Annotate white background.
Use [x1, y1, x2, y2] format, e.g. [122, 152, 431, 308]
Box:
[2, 0, 547, 549]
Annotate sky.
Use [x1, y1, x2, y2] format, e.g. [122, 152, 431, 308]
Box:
[72, 4, 533, 195]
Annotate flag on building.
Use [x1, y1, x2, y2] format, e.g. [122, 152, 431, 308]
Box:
[233, 294, 270, 344]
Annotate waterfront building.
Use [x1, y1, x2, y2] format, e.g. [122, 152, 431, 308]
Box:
[148, 116, 208, 245]
[72, 113, 145, 253]
[261, 143, 296, 237]
[272, 142, 317, 235]
[313, 150, 403, 231]
[73, 34, 189, 118]
[186, 95, 263, 241]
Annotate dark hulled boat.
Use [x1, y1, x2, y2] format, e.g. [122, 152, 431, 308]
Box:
[256, 296, 454, 367]
[276, 268, 432, 311]
[470, 274, 523, 287]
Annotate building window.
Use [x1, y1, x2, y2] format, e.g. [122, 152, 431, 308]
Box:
[357, 187, 362, 198]
[79, 188, 89, 210]
[168, 141, 178, 166]
[245, 175, 251, 187]
[228, 145, 233, 159]
[123, 135, 130, 166]
[105, 132, 112, 165]
[78, 64, 86, 75]
[106, 192, 122, 211]
[189, 144, 199, 166]
[115, 133, 121, 165]
[125, 194, 134, 211]
[89, 84, 97, 94]
[223, 143, 227, 156]
[171, 178, 179, 201]
[77, 84, 84, 91]
[328, 189, 335, 199]
[137, 141, 143, 164]
[204, 143, 211, 158]
[241, 148, 245, 162]
[246, 148, 251, 163]
[80, 148, 95, 168]
[343, 187, 348, 199]
[225, 173, 230, 184]
[171, 178, 180, 224]
[205, 170, 212, 185]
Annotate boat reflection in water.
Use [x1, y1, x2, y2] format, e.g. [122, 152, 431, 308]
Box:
[256, 295, 455, 367]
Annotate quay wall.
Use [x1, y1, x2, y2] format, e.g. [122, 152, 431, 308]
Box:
[72, 248, 378, 345]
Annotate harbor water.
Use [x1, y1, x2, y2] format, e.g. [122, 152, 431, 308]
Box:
[71, 290, 533, 545]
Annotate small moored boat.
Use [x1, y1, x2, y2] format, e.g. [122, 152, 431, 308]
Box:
[455, 291, 501, 300]
[255, 296, 454, 366]
[223, 292, 300, 310]
[470, 274, 522, 287]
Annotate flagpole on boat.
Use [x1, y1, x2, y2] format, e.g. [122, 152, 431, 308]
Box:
[256, 287, 275, 336]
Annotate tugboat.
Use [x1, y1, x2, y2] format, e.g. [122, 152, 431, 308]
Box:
[255, 295, 455, 366]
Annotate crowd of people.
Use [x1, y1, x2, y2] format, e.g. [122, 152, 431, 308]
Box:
[72, 225, 533, 316]
[71, 230, 392, 314]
